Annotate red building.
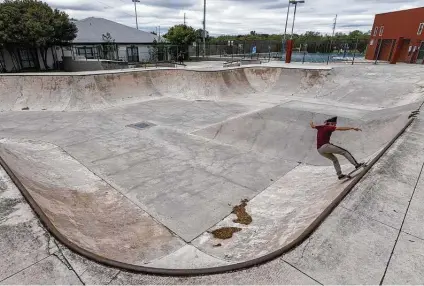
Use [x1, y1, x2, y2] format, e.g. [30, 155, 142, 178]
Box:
[365, 7, 424, 64]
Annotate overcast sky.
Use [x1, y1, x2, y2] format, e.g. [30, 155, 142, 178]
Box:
[41, 0, 423, 35]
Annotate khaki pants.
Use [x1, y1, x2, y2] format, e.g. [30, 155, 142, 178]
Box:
[318, 143, 359, 176]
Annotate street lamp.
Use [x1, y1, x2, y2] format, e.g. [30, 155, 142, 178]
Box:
[282, 0, 291, 58]
[289, 0, 305, 39]
[283, 0, 291, 42]
[132, 0, 140, 30]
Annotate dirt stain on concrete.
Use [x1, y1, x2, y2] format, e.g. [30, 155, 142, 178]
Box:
[211, 227, 242, 239]
[211, 199, 252, 240]
[232, 199, 252, 225]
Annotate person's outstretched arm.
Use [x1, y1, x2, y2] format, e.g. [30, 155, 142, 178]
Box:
[336, 126, 362, 131]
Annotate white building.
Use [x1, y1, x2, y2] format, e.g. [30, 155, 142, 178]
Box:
[72, 17, 160, 62]
[0, 17, 163, 72]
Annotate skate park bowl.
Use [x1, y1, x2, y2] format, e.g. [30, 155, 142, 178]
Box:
[0, 64, 422, 275]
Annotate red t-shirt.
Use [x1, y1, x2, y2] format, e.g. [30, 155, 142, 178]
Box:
[315, 125, 336, 149]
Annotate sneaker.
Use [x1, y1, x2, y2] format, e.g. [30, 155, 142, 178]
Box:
[355, 162, 365, 169]
[338, 174, 347, 180]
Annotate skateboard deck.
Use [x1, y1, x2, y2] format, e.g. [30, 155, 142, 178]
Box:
[343, 163, 367, 181]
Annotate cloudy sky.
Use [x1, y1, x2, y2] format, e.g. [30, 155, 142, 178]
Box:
[42, 0, 422, 36]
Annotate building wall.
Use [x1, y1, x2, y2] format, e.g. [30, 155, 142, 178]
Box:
[63, 57, 128, 72]
[366, 7, 424, 62]
[399, 39, 412, 62]
[0, 43, 155, 72]
[137, 45, 151, 61]
[79, 44, 153, 62]
[1, 46, 65, 72]
[377, 39, 396, 61]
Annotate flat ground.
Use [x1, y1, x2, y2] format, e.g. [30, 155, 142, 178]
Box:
[1, 62, 424, 284]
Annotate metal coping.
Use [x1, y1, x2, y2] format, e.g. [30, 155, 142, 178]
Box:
[0, 111, 419, 276]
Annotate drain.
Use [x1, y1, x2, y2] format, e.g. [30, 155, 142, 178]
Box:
[127, 121, 156, 130]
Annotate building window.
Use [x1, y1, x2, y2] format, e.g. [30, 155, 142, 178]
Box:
[374, 26, 378, 36]
[370, 39, 374, 46]
[126, 46, 139, 62]
[418, 23, 424, 35]
[77, 47, 95, 59]
[19, 48, 37, 69]
[379, 26, 384, 36]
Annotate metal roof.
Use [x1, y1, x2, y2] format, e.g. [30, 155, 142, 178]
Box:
[73, 17, 159, 44]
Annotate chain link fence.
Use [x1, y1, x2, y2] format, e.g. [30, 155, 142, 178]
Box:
[290, 39, 372, 64]
[187, 39, 374, 65]
[189, 40, 283, 61]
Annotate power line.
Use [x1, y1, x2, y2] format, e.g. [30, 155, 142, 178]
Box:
[93, 0, 136, 19]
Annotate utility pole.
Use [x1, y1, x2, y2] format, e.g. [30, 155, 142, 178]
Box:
[289, 1, 305, 39]
[132, 0, 140, 30]
[290, 2, 297, 39]
[332, 14, 337, 37]
[283, 0, 291, 41]
[184, 13, 186, 25]
[327, 14, 337, 64]
[203, 0, 206, 57]
[282, 0, 291, 58]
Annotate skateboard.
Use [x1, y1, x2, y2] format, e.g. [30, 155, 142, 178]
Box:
[342, 163, 368, 181]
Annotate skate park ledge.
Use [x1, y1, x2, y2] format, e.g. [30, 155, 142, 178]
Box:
[0, 62, 331, 76]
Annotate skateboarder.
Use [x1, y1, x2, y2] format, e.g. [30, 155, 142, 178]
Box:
[177, 51, 184, 65]
[310, 116, 364, 180]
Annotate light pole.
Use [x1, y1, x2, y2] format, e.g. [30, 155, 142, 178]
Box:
[282, 0, 291, 55]
[283, 1, 291, 40]
[282, 0, 292, 59]
[290, 0, 305, 39]
[132, 0, 140, 30]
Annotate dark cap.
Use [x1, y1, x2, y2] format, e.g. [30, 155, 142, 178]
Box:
[325, 116, 338, 123]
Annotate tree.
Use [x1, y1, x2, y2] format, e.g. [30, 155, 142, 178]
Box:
[163, 24, 196, 60]
[0, 0, 77, 70]
[102, 32, 116, 60]
[163, 24, 197, 46]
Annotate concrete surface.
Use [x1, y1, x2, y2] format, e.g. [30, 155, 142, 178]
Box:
[2, 118, 424, 284]
[0, 63, 424, 283]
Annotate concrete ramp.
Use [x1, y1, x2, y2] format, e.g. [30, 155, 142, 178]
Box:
[193, 105, 409, 165]
[0, 64, 422, 275]
[0, 139, 185, 265]
[0, 107, 415, 273]
[0, 67, 328, 111]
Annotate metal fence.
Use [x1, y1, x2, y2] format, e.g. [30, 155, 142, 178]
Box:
[189, 40, 283, 61]
[70, 44, 185, 64]
[187, 39, 376, 64]
[289, 39, 372, 64]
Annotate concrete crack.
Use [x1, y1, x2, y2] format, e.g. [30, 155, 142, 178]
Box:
[379, 159, 424, 285]
[299, 237, 312, 263]
[107, 270, 121, 285]
[52, 240, 86, 285]
[283, 259, 324, 285]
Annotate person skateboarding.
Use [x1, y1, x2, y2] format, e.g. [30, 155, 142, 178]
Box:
[310, 116, 364, 180]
